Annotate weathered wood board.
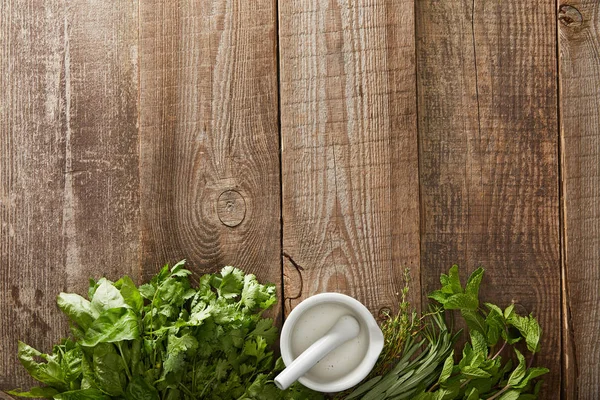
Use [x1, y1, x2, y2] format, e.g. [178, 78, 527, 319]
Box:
[0, 0, 140, 387]
[559, 1, 600, 398]
[138, 0, 281, 303]
[279, 0, 421, 316]
[1, 0, 598, 397]
[416, 0, 561, 396]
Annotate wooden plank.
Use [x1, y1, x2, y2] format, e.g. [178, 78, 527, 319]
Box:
[279, 0, 420, 316]
[559, 2, 600, 398]
[138, 0, 281, 298]
[0, 0, 139, 388]
[416, 0, 561, 396]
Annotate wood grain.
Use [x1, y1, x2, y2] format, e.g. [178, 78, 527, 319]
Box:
[0, 0, 139, 388]
[138, 0, 281, 297]
[559, 1, 600, 398]
[416, 0, 561, 396]
[279, 0, 421, 316]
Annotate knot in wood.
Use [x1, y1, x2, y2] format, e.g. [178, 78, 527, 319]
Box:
[378, 307, 392, 320]
[217, 190, 246, 227]
[559, 5, 583, 27]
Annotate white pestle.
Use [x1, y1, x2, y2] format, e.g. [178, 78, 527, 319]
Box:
[274, 315, 361, 390]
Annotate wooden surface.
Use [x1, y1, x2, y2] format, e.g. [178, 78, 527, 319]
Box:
[416, 0, 562, 396]
[279, 0, 421, 316]
[1, 0, 598, 398]
[559, 1, 600, 398]
[138, 0, 281, 289]
[0, 0, 140, 388]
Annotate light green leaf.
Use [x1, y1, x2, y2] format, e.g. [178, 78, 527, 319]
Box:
[461, 365, 492, 379]
[470, 329, 488, 357]
[448, 265, 463, 294]
[507, 348, 527, 387]
[513, 367, 549, 389]
[428, 290, 450, 304]
[7, 387, 60, 398]
[90, 280, 127, 314]
[218, 266, 245, 299]
[465, 267, 484, 298]
[438, 351, 455, 384]
[443, 293, 478, 311]
[80, 308, 139, 347]
[16, 342, 66, 390]
[57, 293, 98, 331]
[498, 390, 520, 400]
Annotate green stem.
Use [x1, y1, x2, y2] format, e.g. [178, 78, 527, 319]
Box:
[460, 378, 472, 389]
[116, 342, 132, 381]
[491, 340, 507, 360]
[199, 376, 216, 398]
[178, 383, 195, 398]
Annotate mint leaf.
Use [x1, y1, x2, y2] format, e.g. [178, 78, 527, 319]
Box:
[507, 348, 527, 387]
[438, 351, 454, 384]
[465, 267, 484, 298]
[448, 265, 463, 294]
[443, 293, 478, 310]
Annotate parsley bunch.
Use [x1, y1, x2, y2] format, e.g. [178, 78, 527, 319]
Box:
[8, 261, 321, 400]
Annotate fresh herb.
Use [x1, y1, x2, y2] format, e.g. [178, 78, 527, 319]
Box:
[8, 261, 322, 400]
[421, 265, 548, 399]
[338, 265, 548, 400]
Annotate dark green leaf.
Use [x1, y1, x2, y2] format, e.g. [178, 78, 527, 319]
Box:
[54, 389, 111, 400]
[124, 377, 159, 400]
[249, 318, 278, 345]
[461, 309, 487, 335]
[114, 276, 143, 313]
[92, 343, 125, 396]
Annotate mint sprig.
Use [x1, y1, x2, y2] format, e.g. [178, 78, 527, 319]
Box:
[424, 265, 548, 399]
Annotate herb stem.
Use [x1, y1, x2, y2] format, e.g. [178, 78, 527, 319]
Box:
[116, 342, 132, 381]
[487, 385, 511, 400]
[490, 340, 507, 360]
[178, 383, 194, 398]
[199, 376, 216, 398]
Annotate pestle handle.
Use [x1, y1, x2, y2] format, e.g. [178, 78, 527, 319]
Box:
[274, 315, 360, 390]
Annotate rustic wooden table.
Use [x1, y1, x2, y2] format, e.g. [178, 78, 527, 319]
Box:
[0, 1, 597, 398]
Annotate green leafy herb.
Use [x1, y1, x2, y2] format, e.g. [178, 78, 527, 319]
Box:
[424, 265, 549, 399]
[9, 261, 322, 400]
